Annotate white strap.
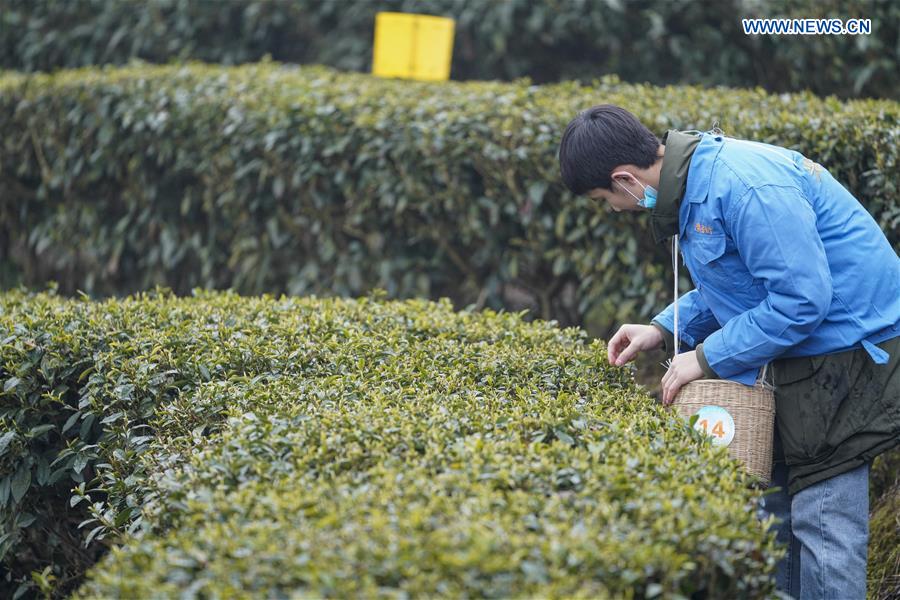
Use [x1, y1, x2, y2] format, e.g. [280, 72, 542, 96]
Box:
[673, 234, 679, 356]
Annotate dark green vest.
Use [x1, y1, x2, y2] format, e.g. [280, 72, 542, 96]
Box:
[772, 335, 900, 494]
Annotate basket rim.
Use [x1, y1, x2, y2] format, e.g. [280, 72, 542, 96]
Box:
[683, 378, 774, 391]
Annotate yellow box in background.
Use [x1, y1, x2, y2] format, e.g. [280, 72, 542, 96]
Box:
[372, 12, 455, 82]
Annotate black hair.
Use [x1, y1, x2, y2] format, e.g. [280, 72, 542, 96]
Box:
[558, 104, 661, 196]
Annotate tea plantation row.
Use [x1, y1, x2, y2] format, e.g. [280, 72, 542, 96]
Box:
[1, 62, 897, 340]
[2, 288, 781, 598]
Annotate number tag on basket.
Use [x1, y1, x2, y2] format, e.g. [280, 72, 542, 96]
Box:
[690, 405, 735, 447]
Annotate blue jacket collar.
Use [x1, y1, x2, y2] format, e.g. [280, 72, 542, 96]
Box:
[679, 132, 725, 238]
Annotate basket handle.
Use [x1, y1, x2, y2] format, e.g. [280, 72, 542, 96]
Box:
[757, 362, 775, 389]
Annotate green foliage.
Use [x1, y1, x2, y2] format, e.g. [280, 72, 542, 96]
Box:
[1, 0, 896, 99]
[868, 477, 900, 600]
[1, 287, 781, 598]
[870, 447, 900, 507]
[1, 62, 897, 340]
[869, 448, 900, 600]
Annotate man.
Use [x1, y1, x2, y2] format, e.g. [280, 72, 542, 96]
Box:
[558, 104, 900, 599]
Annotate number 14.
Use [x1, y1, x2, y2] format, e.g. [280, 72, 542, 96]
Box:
[698, 419, 726, 438]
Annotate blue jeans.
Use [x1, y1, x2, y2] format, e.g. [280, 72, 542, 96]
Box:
[758, 454, 870, 599]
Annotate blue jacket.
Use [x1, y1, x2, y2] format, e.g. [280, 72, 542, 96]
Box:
[652, 132, 900, 385]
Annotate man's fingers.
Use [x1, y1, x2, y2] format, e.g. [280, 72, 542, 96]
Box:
[607, 330, 628, 364]
[661, 367, 669, 403]
[609, 338, 627, 364]
[661, 365, 672, 388]
[615, 341, 639, 366]
[666, 376, 683, 405]
[661, 368, 677, 405]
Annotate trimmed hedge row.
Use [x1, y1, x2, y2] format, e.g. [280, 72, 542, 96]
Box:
[869, 474, 900, 598]
[1, 0, 897, 99]
[2, 288, 780, 598]
[869, 447, 900, 598]
[1, 62, 898, 340]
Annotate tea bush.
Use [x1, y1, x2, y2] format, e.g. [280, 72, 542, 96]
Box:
[1, 62, 897, 339]
[1, 0, 896, 99]
[1, 287, 782, 598]
[869, 451, 900, 599]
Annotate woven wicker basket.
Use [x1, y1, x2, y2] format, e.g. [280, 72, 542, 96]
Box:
[668, 233, 776, 486]
[672, 378, 775, 485]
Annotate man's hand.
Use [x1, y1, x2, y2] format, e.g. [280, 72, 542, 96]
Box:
[607, 324, 664, 367]
[661, 351, 704, 406]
